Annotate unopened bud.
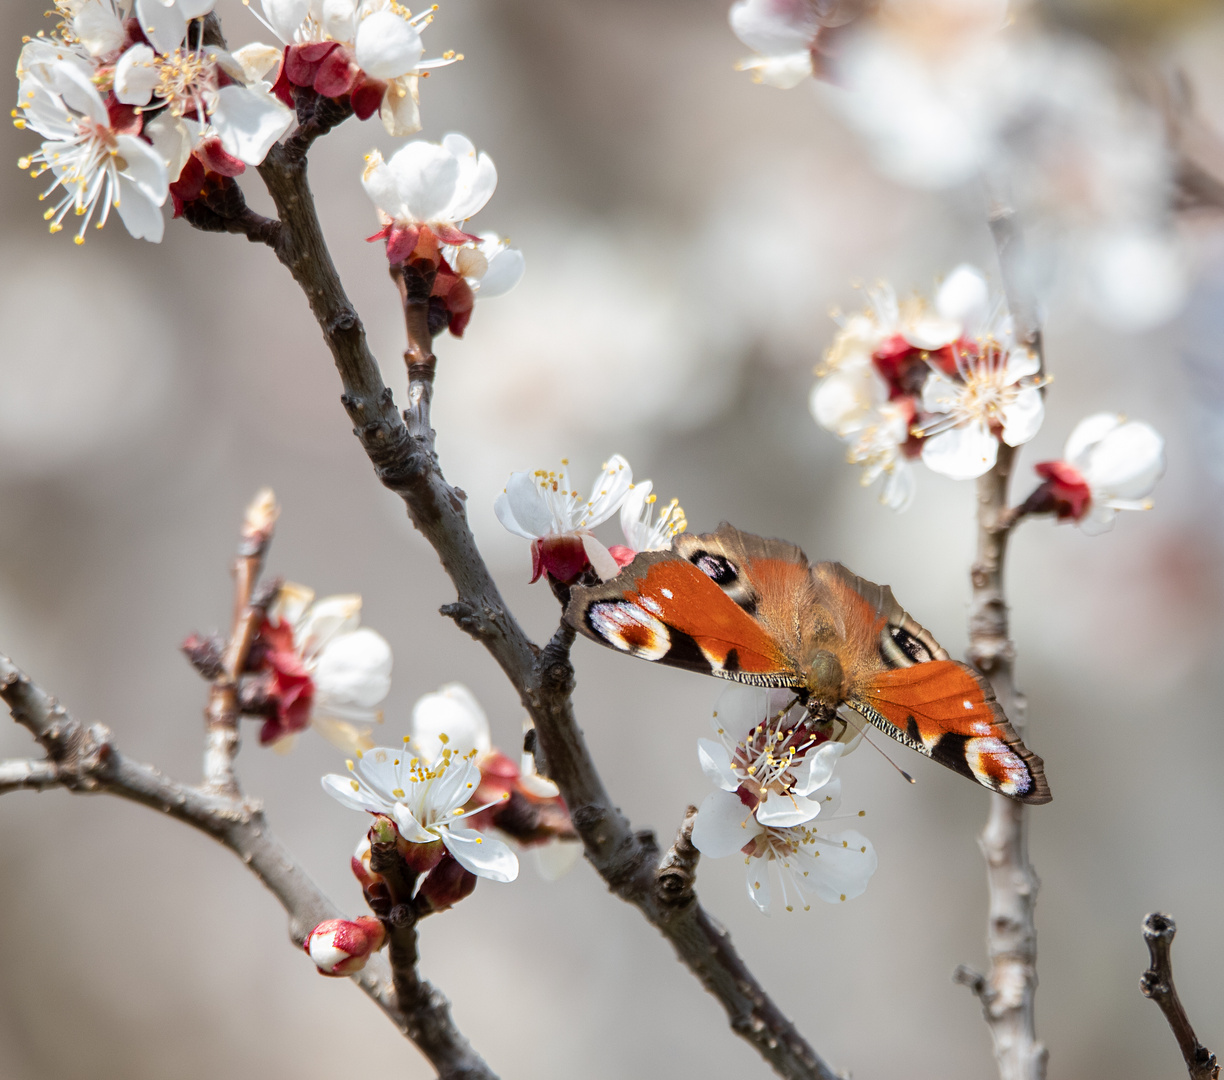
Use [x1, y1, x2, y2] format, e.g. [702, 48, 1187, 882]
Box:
[303, 917, 386, 976]
[368, 813, 398, 846]
[351, 835, 384, 891]
[416, 853, 477, 914]
[241, 488, 279, 551]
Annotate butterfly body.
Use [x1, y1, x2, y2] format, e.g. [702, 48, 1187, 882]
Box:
[565, 523, 1050, 804]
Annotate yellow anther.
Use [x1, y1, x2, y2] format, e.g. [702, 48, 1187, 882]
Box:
[346, 759, 355, 771]
[350, 780, 360, 791]
[438, 733, 450, 744]
[392, 788, 405, 798]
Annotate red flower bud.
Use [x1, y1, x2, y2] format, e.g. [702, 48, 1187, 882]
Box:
[416, 854, 477, 914]
[303, 917, 386, 976]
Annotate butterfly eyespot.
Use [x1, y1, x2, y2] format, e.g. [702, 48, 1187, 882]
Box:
[585, 600, 671, 661]
[689, 551, 739, 585]
[879, 624, 934, 667]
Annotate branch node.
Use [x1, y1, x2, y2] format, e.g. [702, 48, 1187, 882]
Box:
[1140, 912, 1220, 1080]
[655, 805, 700, 912]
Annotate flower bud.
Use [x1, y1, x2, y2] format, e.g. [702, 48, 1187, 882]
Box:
[241, 488, 279, 550]
[416, 853, 477, 914]
[304, 917, 386, 976]
[351, 835, 384, 891]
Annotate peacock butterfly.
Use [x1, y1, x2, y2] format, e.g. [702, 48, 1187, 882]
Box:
[564, 523, 1050, 804]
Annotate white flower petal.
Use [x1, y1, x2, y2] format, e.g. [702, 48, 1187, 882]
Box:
[580, 454, 633, 528]
[115, 170, 166, 243]
[755, 792, 823, 827]
[321, 772, 384, 813]
[270, 581, 315, 629]
[697, 738, 740, 792]
[212, 84, 294, 166]
[1000, 386, 1044, 446]
[115, 134, 170, 206]
[1064, 412, 1122, 467]
[495, 470, 552, 539]
[441, 827, 519, 882]
[935, 264, 990, 335]
[691, 789, 761, 858]
[389, 140, 459, 223]
[1078, 506, 1118, 535]
[313, 627, 393, 708]
[391, 802, 436, 844]
[802, 829, 877, 903]
[532, 839, 582, 880]
[379, 75, 421, 136]
[476, 245, 525, 298]
[355, 9, 424, 79]
[232, 42, 284, 83]
[729, 0, 818, 55]
[736, 51, 814, 89]
[1084, 421, 1165, 499]
[114, 44, 159, 106]
[297, 595, 363, 656]
[411, 683, 492, 762]
[789, 741, 844, 796]
[1002, 347, 1040, 384]
[581, 534, 621, 582]
[880, 461, 916, 512]
[262, 0, 311, 42]
[711, 685, 772, 736]
[136, 0, 188, 54]
[921, 421, 998, 480]
[145, 112, 196, 183]
[361, 149, 403, 219]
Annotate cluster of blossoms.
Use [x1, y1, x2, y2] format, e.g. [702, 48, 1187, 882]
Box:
[495, 454, 687, 584]
[811, 264, 1043, 507]
[14, 0, 464, 244]
[309, 682, 578, 972]
[14, 0, 294, 241]
[182, 580, 393, 753]
[691, 686, 876, 913]
[810, 264, 1165, 527]
[729, 0, 1187, 331]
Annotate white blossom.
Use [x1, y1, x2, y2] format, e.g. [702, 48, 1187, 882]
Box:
[448, 233, 526, 300]
[494, 455, 633, 582]
[112, 36, 293, 173]
[362, 133, 497, 243]
[322, 746, 519, 883]
[15, 55, 168, 243]
[264, 583, 393, 753]
[918, 339, 1044, 480]
[1060, 413, 1165, 534]
[691, 687, 875, 912]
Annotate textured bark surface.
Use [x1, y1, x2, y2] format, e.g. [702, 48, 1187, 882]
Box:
[1140, 913, 1221, 1080]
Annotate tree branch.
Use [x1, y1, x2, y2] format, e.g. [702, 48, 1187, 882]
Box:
[0, 653, 496, 1080]
[203, 489, 279, 795]
[249, 135, 840, 1080]
[1141, 913, 1220, 1080]
[0, 757, 61, 794]
[958, 189, 1049, 1080]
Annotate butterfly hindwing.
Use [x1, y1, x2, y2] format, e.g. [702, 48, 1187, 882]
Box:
[848, 660, 1051, 804]
[564, 547, 798, 685]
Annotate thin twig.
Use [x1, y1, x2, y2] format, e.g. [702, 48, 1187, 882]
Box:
[0, 653, 495, 1080]
[203, 490, 279, 795]
[0, 757, 60, 794]
[250, 137, 841, 1080]
[1140, 913, 1220, 1080]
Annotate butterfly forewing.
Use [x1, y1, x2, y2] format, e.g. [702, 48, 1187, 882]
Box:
[565, 549, 798, 683]
[849, 661, 1051, 804]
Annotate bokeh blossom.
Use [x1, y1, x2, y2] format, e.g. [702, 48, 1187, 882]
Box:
[251, 583, 392, 752]
[1025, 413, 1165, 534]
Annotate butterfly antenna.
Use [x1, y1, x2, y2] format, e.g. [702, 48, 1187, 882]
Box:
[843, 711, 915, 785]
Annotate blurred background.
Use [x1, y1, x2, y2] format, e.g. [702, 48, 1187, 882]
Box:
[2, 0, 1224, 1077]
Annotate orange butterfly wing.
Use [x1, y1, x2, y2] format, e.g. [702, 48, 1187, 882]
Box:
[849, 661, 1051, 804]
[565, 551, 797, 683]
